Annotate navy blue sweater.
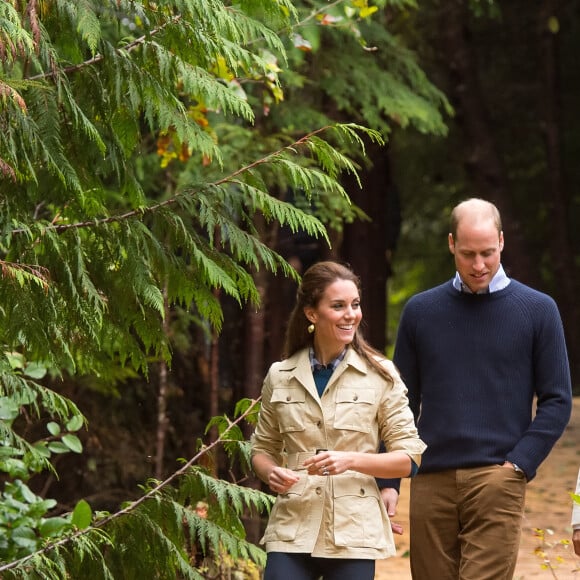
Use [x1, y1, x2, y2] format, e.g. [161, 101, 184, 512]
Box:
[393, 279, 572, 481]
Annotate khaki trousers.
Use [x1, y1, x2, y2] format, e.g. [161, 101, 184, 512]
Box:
[409, 466, 526, 580]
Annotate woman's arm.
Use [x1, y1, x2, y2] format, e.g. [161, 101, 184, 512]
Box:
[303, 449, 412, 479]
[252, 452, 300, 494]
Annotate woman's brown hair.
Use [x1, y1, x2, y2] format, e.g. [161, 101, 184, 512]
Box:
[283, 261, 394, 383]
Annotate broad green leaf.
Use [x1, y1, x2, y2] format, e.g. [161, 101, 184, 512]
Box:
[18, 481, 38, 504]
[71, 499, 93, 529]
[0, 398, 19, 420]
[47, 442, 70, 454]
[39, 517, 71, 538]
[6, 352, 25, 370]
[23, 362, 47, 379]
[32, 441, 52, 458]
[62, 434, 83, 453]
[47, 422, 61, 436]
[66, 414, 84, 432]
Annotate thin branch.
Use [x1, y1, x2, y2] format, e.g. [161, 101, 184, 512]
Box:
[9, 126, 331, 235]
[27, 13, 183, 81]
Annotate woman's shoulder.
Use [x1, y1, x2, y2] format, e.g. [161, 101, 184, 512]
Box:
[267, 349, 309, 373]
[373, 356, 401, 382]
[350, 349, 400, 382]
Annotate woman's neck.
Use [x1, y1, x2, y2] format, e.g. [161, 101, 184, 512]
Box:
[313, 344, 346, 366]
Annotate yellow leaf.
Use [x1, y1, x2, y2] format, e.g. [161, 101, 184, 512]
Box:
[547, 16, 559, 34]
[360, 6, 378, 18]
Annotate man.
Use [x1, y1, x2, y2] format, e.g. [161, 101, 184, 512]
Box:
[386, 198, 572, 579]
[573, 467, 580, 557]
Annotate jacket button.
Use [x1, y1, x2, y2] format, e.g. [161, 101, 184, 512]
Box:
[286, 396, 291, 401]
[316, 421, 322, 428]
[360, 488, 365, 495]
[316, 487, 322, 495]
[353, 394, 358, 401]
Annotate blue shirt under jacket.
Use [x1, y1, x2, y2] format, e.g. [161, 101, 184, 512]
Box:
[393, 278, 572, 481]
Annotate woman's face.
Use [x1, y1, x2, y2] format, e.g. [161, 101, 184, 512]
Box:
[304, 279, 362, 354]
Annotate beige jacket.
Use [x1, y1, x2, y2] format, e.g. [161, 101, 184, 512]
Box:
[251, 347, 426, 559]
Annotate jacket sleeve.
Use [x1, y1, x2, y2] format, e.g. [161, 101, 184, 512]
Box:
[377, 359, 426, 469]
[250, 369, 285, 466]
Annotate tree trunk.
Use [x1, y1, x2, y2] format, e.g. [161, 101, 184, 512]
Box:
[154, 290, 170, 479]
[209, 288, 221, 447]
[342, 144, 400, 352]
[537, 0, 580, 382]
[440, 0, 539, 286]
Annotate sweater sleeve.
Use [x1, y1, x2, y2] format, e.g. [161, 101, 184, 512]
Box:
[505, 296, 572, 480]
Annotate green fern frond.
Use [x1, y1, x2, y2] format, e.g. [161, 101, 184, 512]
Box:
[190, 468, 274, 518]
[75, 0, 102, 56]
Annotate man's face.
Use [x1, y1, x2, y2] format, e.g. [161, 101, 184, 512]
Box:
[448, 220, 504, 293]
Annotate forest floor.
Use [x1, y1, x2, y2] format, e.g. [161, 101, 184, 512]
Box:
[375, 397, 580, 579]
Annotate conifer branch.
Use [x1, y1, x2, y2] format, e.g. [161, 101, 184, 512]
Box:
[0, 397, 262, 574]
[9, 125, 338, 235]
[27, 13, 183, 81]
[94, 396, 261, 527]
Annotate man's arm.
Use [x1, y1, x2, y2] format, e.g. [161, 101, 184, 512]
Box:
[506, 300, 572, 480]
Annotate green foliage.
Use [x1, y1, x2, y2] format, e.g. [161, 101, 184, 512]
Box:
[0, 0, 451, 576]
[263, 0, 451, 142]
[0, 380, 85, 565]
[0, 357, 85, 477]
[0, 401, 272, 579]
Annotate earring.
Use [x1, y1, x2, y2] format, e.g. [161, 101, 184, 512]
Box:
[307, 323, 315, 334]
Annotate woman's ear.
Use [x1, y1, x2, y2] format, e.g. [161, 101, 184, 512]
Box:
[303, 307, 316, 324]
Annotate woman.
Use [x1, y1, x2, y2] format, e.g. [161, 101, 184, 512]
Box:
[251, 261, 425, 580]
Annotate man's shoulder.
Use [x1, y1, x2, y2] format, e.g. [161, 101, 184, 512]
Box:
[508, 279, 558, 306]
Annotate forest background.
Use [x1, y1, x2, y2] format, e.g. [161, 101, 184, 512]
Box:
[0, 0, 579, 577]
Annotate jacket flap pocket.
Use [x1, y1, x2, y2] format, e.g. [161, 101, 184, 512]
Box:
[271, 387, 306, 404]
[333, 473, 376, 498]
[335, 387, 375, 404]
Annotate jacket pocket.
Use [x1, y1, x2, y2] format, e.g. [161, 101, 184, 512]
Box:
[333, 387, 376, 433]
[332, 474, 388, 548]
[262, 475, 309, 542]
[270, 387, 306, 433]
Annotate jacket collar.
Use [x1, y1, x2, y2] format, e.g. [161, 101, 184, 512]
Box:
[279, 347, 368, 394]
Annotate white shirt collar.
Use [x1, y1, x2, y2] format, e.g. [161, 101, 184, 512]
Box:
[453, 264, 510, 294]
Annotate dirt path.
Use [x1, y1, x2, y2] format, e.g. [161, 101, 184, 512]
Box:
[375, 397, 580, 579]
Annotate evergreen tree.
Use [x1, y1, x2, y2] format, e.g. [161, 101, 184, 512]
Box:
[0, 0, 449, 576]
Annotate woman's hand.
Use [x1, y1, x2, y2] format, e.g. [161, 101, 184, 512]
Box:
[303, 451, 352, 477]
[267, 465, 300, 494]
[252, 453, 300, 494]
